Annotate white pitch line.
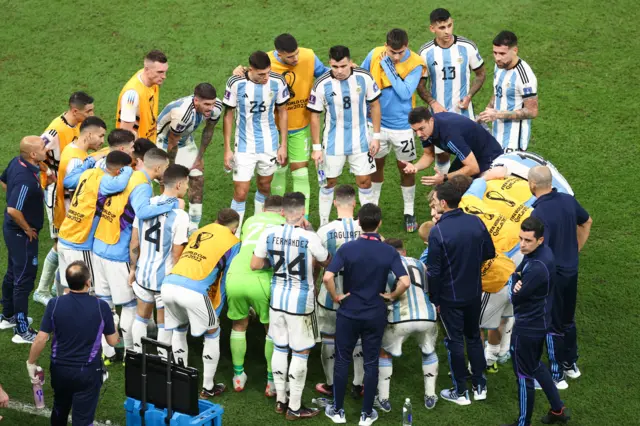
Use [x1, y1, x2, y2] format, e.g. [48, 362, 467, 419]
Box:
[7, 400, 121, 426]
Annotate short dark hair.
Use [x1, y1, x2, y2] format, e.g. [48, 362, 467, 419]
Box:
[408, 106, 433, 125]
[274, 33, 298, 53]
[493, 31, 518, 48]
[434, 181, 462, 209]
[105, 151, 132, 170]
[386, 28, 409, 50]
[329, 45, 351, 62]
[107, 129, 135, 147]
[66, 261, 91, 291]
[385, 238, 404, 251]
[430, 8, 451, 24]
[143, 147, 169, 166]
[334, 184, 356, 204]
[358, 203, 382, 232]
[521, 216, 544, 239]
[194, 83, 217, 100]
[163, 164, 190, 187]
[249, 51, 271, 70]
[132, 138, 156, 160]
[283, 192, 306, 212]
[145, 49, 168, 63]
[80, 116, 106, 132]
[217, 208, 240, 226]
[448, 175, 473, 196]
[69, 91, 94, 108]
[264, 195, 283, 211]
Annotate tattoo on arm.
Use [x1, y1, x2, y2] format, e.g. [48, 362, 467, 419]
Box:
[468, 66, 486, 98]
[498, 97, 538, 120]
[417, 78, 436, 105]
[487, 95, 495, 109]
[198, 120, 217, 158]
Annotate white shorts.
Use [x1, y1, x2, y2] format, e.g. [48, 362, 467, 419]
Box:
[316, 305, 337, 336]
[45, 184, 58, 239]
[158, 139, 201, 178]
[480, 286, 513, 330]
[233, 151, 278, 182]
[369, 126, 417, 162]
[324, 152, 376, 178]
[93, 254, 135, 305]
[161, 283, 217, 336]
[57, 244, 95, 290]
[132, 281, 164, 309]
[382, 320, 438, 357]
[268, 308, 316, 352]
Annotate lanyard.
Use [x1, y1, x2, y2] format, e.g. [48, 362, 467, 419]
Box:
[18, 158, 41, 188]
[360, 233, 381, 242]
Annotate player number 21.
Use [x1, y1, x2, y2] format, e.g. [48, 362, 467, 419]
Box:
[250, 101, 267, 113]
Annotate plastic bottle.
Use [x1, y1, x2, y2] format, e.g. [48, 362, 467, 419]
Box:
[33, 367, 45, 409]
[402, 398, 412, 425]
[317, 164, 327, 188]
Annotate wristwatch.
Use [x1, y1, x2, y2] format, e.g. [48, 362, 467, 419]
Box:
[443, 173, 449, 182]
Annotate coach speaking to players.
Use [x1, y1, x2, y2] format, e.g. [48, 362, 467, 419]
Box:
[404, 107, 503, 186]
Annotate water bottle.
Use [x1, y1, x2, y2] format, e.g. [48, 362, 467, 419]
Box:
[224, 157, 236, 173]
[402, 398, 412, 425]
[317, 164, 327, 188]
[33, 367, 45, 409]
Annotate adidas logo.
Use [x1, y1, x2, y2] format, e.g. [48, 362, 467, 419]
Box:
[288, 374, 296, 380]
[174, 349, 185, 354]
[424, 373, 435, 377]
[329, 92, 336, 97]
[203, 355, 213, 360]
[431, 61, 438, 66]
[273, 370, 284, 375]
[243, 94, 249, 98]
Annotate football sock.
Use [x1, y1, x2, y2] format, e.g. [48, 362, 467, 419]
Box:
[485, 343, 501, 365]
[265, 335, 274, 382]
[371, 182, 383, 205]
[272, 345, 289, 403]
[288, 352, 309, 411]
[230, 330, 247, 376]
[254, 191, 267, 216]
[202, 330, 221, 390]
[319, 187, 335, 225]
[230, 199, 246, 238]
[422, 352, 439, 396]
[271, 165, 288, 196]
[120, 303, 136, 352]
[352, 339, 364, 386]
[499, 317, 515, 356]
[188, 203, 202, 234]
[435, 160, 451, 175]
[377, 357, 393, 400]
[35, 248, 58, 294]
[132, 314, 148, 353]
[292, 167, 311, 214]
[156, 322, 172, 360]
[358, 186, 374, 207]
[401, 185, 416, 216]
[101, 299, 116, 358]
[172, 327, 189, 366]
[321, 337, 336, 386]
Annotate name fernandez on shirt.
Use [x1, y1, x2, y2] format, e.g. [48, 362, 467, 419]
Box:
[269, 235, 309, 248]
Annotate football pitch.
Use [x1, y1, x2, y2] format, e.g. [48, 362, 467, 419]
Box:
[1, 0, 639, 424]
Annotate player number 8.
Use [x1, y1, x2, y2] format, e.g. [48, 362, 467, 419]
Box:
[343, 96, 351, 110]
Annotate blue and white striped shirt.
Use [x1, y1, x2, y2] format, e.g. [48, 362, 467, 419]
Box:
[385, 256, 436, 323]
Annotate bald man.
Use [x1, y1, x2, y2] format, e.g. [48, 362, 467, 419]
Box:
[529, 165, 592, 386]
[0, 137, 50, 343]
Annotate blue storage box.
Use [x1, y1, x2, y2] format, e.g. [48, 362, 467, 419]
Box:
[124, 397, 223, 426]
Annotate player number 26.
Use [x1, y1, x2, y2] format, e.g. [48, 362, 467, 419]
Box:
[250, 101, 267, 113]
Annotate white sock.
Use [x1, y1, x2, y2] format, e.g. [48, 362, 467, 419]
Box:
[102, 299, 116, 358]
[132, 315, 148, 353]
[435, 160, 451, 175]
[254, 191, 267, 216]
[120, 305, 136, 351]
[499, 317, 515, 355]
[422, 352, 438, 396]
[485, 343, 501, 365]
[36, 248, 58, 293]
[188, 203, 202, 234]
[156, 323, 172, 360]
[321, 337, 335, 386]
[230, 199, 246, 238]
[352, 339, 364, 386]
[272, 345, 289, 403]
[319, 187, 334, 226]
[378, 357, 393, 401]
[401, 185, 416, 216]
[358, 186, 374, 207]
[288, 352, 309, 412]
[202, 331, 221, 390]
[371, 182, 383, 205]
[172, 327, 189, 366]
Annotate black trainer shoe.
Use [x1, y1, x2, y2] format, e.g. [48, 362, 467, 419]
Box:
[350, 384, 364, 399]
[275, 401, 288, 414]
[285, 405, 320, 420]
[199, 383, 226, 399]
[541, 407, 571, 424]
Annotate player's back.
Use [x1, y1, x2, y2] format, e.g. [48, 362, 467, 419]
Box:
[459, 194, 520, 255]
[386, 256, 435, 323]
[42, 115, 80, 166]
[156, 95, 199, 147]
[227, 212, 285, 277]
[317, 218, 362, 309]
[135, 195, 189, 291]
[491, 152, 574, 195]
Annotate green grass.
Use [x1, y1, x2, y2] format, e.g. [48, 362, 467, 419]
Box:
[1, 0, 638, 424]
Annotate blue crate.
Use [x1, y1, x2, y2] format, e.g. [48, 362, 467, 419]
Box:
[124, 397, 223, 426]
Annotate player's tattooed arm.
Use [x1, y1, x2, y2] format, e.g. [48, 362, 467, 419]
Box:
[417, 78, 435, 105]
[468, 65, 486, 98]
[497, 96, 539, 120]
[166, 131, 181, 163]
[486, 95, 495, 109]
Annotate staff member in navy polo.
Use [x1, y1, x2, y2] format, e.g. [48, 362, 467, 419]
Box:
[502, 217, 571, 426]
[322, 203, 410, 426]
[404, 107, 503, 186]
[27, 261, 119, 426]
[0, 136, 50, 343]
[528, 165, 592, 385]
[427, 181, 495, 405]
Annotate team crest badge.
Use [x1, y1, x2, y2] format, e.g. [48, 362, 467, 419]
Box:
[356, 86, 362, 94]
[457, 57, 463, 64]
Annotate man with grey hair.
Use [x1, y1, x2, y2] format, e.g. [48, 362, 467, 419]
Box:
[528, 165, 592, 387]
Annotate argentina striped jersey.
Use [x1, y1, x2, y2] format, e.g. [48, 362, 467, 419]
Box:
[156, 95, 222, 149]
[385, 256, 436, 323]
